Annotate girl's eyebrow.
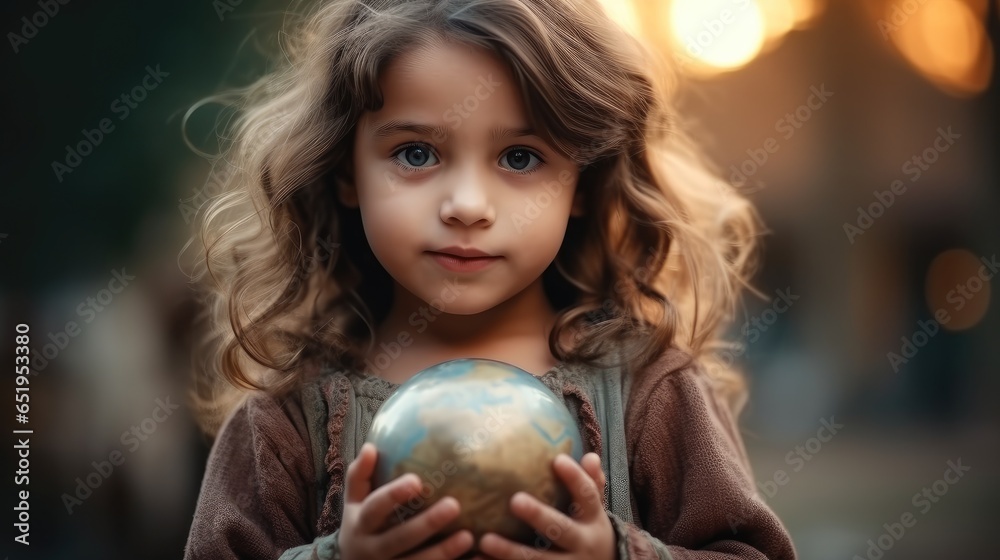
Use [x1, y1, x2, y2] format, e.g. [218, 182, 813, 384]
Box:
[490, 125, 537, 141]
[370, 120, 449, 139]
[369, 120, 538, 142]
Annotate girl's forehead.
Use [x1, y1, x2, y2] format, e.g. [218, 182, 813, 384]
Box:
[379, 40, 513, 99]
[354, 37, 575, 160]
[360, 40, 533, 135]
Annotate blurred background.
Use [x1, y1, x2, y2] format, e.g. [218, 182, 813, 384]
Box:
[1, 0, 997, 558]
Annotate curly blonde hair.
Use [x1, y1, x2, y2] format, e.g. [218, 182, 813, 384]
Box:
[180, 0, 763, 436]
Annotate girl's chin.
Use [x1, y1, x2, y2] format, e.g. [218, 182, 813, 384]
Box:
[404, 290, 506, 317]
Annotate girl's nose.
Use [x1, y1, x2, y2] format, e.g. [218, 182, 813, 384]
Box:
[440, 167, 496, 227]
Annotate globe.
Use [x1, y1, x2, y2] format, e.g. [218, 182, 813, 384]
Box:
[366, 358, 584, 548]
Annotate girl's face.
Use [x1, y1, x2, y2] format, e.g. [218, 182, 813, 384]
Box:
[344, 39, 583, 316]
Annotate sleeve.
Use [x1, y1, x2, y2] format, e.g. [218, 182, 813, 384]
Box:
[183, 391, 342, 560]
[619, 362, 798, 560]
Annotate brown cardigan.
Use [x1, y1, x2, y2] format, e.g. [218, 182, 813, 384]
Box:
[184, 348, 796, 559]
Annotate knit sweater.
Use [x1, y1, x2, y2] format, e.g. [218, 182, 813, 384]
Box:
[183, 346, 796, 559]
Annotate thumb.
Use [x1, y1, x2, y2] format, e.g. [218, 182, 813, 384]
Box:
[345, 443, 377, 504]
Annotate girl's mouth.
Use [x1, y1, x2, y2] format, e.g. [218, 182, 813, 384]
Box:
[427, 252, 502, 273]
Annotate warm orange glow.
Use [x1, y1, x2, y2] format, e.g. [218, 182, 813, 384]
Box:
[666, 0, 767, 73]
[886, 0, 993, 96]
[925, 249, 991, 331]
[759, 0, 796, 42]
[789, 0, 826, 28]
[607, 0, 826, 77]
[597, 0, 643, 39]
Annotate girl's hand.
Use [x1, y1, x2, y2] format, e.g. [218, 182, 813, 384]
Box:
[475, 452, 617, 560]
[339, 443, 475, 560]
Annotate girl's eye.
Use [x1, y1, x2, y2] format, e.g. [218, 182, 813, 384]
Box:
[392, 144, 438, 170]
[499, 147, 544, 175]
[391, 144, 544, 175]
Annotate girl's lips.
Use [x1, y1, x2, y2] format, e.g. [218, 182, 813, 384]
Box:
[427, 252, 502, 272]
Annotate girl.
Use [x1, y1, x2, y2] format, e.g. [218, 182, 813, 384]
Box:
[182, 0, 797, 558]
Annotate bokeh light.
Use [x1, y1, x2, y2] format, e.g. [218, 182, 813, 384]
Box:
[925, 248, 991, 331]
[759, 0, 796, 42]
[885, 0, 994, 96]
[667, 0, 767, 72]
[788, 0, 827, 28]
[596, 1, 828, 77]
[596, 0, 643, 39]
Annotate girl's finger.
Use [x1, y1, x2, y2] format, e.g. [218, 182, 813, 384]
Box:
[553, 453, 604, 521]
[382, 496, 465, 557]
[478, 530, 558, 560]
[398, 527, 474, 560]
[506, 491, 582, 551]
[356, 472, 422, 533]
[580, 452, 606, 497]
[344, 443, 378, 504]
